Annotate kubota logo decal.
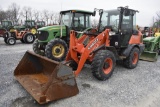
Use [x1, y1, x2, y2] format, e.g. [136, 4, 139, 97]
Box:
[88, 38, 98, 50]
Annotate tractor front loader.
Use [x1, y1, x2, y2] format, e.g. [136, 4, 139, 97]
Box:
[140, 36, 160, 61]
[14, 6, 144, 104]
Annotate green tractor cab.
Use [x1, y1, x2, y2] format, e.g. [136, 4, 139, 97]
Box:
[0, 20, 14, 37]
[36, 21, 45, 28]
[140, 36, 160, 61]
[14, 20, 37, 34]
[33, 9, 96, 61]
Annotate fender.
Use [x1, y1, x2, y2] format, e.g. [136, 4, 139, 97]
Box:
[122, 44, 145, 57]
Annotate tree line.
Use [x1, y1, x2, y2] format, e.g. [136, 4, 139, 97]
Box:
[0, 3, 60, 25]
[1, 3, 159, 27]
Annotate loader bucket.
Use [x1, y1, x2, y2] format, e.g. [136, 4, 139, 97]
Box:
[14, 51, 79, 104]
[140, 51, 158, 62]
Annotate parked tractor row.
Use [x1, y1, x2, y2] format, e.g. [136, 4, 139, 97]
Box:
[4, 30, 35, 45]
[0, 20, 46, 45]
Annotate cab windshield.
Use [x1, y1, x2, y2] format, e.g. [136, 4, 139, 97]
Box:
[25, 21, 35, 26]
[61, 12, 92, 30]
[2, 21, 12, 27]
[37, 22, 45, 26]
[61, 12, 72, 27]
[99, 10, 120, 32]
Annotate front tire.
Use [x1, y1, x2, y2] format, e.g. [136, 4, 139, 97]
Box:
[45, 38, 68, 62]
[91, 50, 116, 81]
[33, 39, 45, 56]
[123, 47, 140, 69]
[7, 37, 16, 45]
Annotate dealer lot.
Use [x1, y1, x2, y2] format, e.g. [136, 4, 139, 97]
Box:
[0, 38, 160, 107]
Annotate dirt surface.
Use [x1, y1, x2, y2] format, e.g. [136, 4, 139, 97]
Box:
[0, 38, 160, 107]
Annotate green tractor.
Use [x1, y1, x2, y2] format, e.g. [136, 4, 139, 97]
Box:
[0, 20, 14, 37]
[36, 21, 45, 28]
[33, 9, 96, 61]
[14, 20, 37, 34]
[140, 36, 160, 61]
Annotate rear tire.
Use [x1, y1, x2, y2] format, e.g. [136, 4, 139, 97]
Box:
[33, 39, 45, 56]
[23, 33, 35, 43]
[7, 37, 16, 45]
[45, 38, 68, 62]
[91, 50, 116, 81]
[123, 47, 140, 69]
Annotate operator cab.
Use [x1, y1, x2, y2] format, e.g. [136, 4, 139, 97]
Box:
[98, 7, 138, 48]
[25, 20, 36, 28]
[60, 10, 94, 32]
[1, 21, 12, 27]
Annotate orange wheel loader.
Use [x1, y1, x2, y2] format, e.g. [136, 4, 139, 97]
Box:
[14, 6, 144, 104]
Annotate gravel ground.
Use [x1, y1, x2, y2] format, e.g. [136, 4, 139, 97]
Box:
[0, 38, 160, 107]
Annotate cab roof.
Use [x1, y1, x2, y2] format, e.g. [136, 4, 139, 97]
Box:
[60, 9, 94, 15]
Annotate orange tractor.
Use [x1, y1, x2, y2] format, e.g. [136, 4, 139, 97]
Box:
[14, 7, 144, 104]
[4, 29, 35, 45]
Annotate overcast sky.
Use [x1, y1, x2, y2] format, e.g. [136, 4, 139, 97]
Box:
[0, 0, 160, 26]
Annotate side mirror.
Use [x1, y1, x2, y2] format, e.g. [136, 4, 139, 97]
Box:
[132, 30, 139, 35]
[99, 9, 103, 15]
[92, 8, 96, 16]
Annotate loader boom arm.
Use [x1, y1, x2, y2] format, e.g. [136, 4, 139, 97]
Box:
[66, 29, 110, 76]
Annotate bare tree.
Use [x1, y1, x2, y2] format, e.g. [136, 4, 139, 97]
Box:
[8, 3, 20, 24]
[53, 12, 60, 25]
[0, 8, 6, 21]
[33, 10, 40, 22]
[21, 6, 32, 21]
[91, 19, 98, 28]
[48, 12, 60, 25]
[156, 11, 160, 22]
[152, 11, 160, 28]
[49, 11, 54, 25]
[43, 9, 49, 25]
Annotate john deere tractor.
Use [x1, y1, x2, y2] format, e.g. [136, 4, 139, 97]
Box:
[0, 20, 14, 37]
[14, 20, 37, 34]
[33, 9, 96, 61]
[140, 36, 160, 61]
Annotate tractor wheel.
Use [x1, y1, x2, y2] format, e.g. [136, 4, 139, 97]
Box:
[30, 28, 37, 34]
[7, 37, 16, 45]
[91, 50, 116, 81]
[123, 47, 140, 69]
[23, 33, 35, 43]
[45, 38, 68, 62]
[33, 39, 45, 56]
